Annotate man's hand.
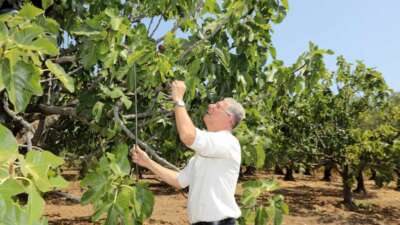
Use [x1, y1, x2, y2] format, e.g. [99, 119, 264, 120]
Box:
[171, 80, 186, 102]
[130, 145, 151, 168]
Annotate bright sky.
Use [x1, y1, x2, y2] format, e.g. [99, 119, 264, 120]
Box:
[272, 0, 400, 91]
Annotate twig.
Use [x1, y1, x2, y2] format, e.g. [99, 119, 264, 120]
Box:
[179, 16, 229, 60]
[40, 77, 58, 83]
[147, 16, 154, 31]
[123, 109, 172, 120]
[2, 94, 34, 151]
[50, 191, 81, 203]
[113, 104, 180, 171]
[53, 56, 76, 64]
[150, 16, 162, 38]
[68, 66, 83, 75]
[156, 0, 204, 45]
[132, 14, 146, 23]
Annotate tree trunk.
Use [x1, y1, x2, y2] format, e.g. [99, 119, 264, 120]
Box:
[304, 166, 312, 176]
[322, 164, 332, 181]
[274, 165, 284, 175]
[369, 169, 376, 180]
[284, 167, 295, 181]
[353, 170, 367, 194]
[342, 165, 355, 209]
[243, 166, 256, 176]
[396, 170, 400, 191]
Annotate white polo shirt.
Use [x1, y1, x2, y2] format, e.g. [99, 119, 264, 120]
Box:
[177, 128, 242, 224]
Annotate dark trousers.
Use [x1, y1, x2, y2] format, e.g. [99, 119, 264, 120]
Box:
[192, 217, 236, 225]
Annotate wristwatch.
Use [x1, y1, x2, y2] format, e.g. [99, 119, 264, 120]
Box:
[174, 99, 185, 108]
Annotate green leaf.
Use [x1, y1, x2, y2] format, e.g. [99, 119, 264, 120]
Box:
[214, 47, 230, 71]
[131, 183, 154, 221]
[127, 50, 145, 65]
[116, 186, 132, 209]
[0, 123, 18, 164]
[29, 38, 59, 56]
[45, 60, 75, 93]
[14, 25, 44, 45]
[49, 175, 68, 189]
[41, 0, 54, 10]
[92, 101, 104, 123]
[281, 0, 289, 9]
[0, 178, 25, 198]
[26, 185, 45, 224]
[255, 141, 266, 168]
[20, 150, 65, 192]
[100, 85, 124, 99]
[255, 206, 268, 225]
[0, 22, 8, 43]
[3, 60, 43, 112]
[121, 95, 132, 109]
[92, 202, 112, 221]
[104, 204, 119, 225]
[111, 144, 131, 175]
[19, 4, 44, 19]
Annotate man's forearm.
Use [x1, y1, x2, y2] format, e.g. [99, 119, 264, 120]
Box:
[175, 106, 196, 146]
[146, 159, 181, 189]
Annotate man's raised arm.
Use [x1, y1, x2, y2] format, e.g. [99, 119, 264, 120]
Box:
[171, 80, 196, 146]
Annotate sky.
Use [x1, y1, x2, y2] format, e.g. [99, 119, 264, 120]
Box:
[272, 0, 399, 91]
[149, 0, 399, 91]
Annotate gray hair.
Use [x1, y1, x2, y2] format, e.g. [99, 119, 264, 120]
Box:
[224, 98, 245, 129]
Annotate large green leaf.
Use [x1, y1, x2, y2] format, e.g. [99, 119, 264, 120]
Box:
[23, 38, 59, 56]
[0, 58, 9, 91]
[20, 150, 65, 192]
[14, 25, 44, 45]
[19, 4, 44, 19]
[131, 183, 154, 221]
[0, 178, 25, 198]
[3, 60, 43, 112]
[26, 185, 45, 224]
[0, 22, 8, 45]
[41, 0, 54, 10]
[0, 123, 18, 164]
[45, 60, 75, 92]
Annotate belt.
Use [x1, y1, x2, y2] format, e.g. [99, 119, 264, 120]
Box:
[192, 217, 236, 225]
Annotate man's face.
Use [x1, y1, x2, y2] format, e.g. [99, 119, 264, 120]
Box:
[203, 99, 233, 130]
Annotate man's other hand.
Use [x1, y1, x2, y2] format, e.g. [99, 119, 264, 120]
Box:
[130, 145, 151, 168]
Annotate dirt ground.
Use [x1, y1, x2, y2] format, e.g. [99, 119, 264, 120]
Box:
[44, 170, 400, 225]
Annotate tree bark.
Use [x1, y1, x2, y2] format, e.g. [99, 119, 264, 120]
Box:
[342, 165, 355, 209]
[369, 168, 376, 180]
[353, 170, 367, 194]
[274, 165, 284, 175]
[322, 164, 332, 181]
[304, 166, 312, 175]
[284, 166, 295, 181]
[396, 170, 400, 191]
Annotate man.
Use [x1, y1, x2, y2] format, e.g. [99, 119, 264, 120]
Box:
[131, 80, 245, 225]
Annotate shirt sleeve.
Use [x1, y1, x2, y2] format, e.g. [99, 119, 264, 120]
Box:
[177, 157, 194, 188]
[188, 128, 238, 159]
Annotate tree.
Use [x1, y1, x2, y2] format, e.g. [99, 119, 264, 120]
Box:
[1, 0, 291, 224]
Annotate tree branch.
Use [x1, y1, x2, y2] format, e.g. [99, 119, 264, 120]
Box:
[122, 109, 173, 120]
[179, 16, 229, 60]
[150, 16, 162, 38]
[113, 104, 180, 171]
[2, 94, 34, 150]
[53, 56, 77, 64]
